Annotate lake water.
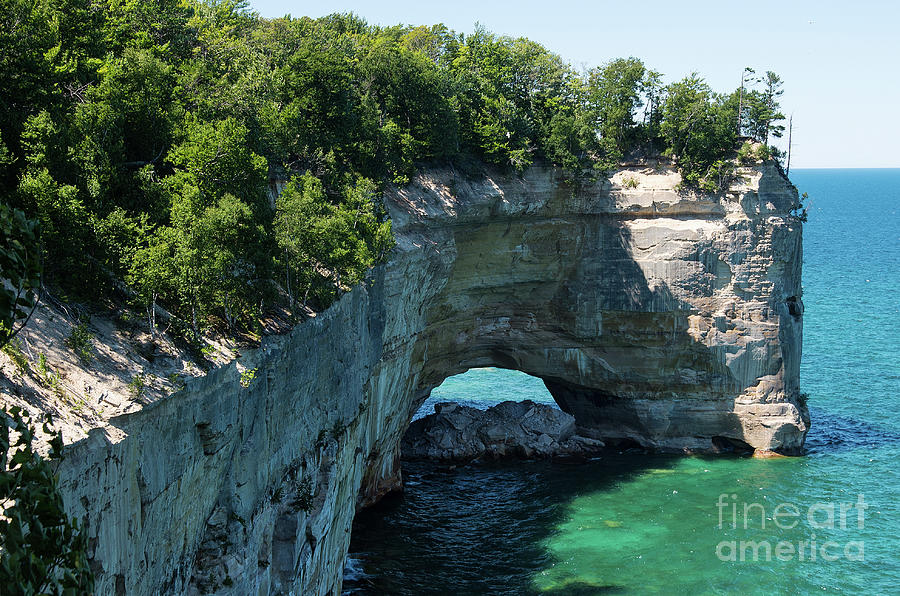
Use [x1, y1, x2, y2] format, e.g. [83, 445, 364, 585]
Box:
[345, 169, 900, 594]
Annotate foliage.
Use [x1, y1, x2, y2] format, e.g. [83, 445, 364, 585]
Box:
[700, 160, 739, 194]
[737, 140, 770, 164]
[0, 407, 94, 594]
[64, 323, 94, 364]
[587, 57, 646, 156]
[792, 192, 810, 223]
[1, 127, 92, 595]
[740, 71, 786, 145]
[1, 338, 29, 373]
[239, 367, 257, 388]
[274, 173, 392, 307]
[166, 372, 186, 392]
[127, 373, 145, 399]
[35, 352, 66, 399]
[661, 75, 738, 188]
[0, 204, 41, 347]
[294, 478, 314, 512]
[0, 2, 790, 335]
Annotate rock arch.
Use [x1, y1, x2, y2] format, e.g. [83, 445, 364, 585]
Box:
[391, 163, 807, 454]
[56, 162, 807, 596]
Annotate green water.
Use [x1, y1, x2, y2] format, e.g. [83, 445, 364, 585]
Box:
[346, 169, 900, 595]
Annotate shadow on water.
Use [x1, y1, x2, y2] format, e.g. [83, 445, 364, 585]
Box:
[803, 406, 900, 454]
[345, 401, 900, 596]
[344, 451, 745, 596]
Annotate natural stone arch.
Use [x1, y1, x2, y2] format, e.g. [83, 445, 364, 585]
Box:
[388, 164, 807, 456]
[55, 162, 808, 596]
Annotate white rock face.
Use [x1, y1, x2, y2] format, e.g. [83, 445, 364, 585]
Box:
[55, 161, 806, 595]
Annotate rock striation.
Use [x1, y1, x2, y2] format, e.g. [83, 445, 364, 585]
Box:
[52, 161, 806, 595]
[403, 401, 606, 460]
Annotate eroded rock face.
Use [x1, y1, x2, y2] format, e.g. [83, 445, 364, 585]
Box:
[398, 162, 807, 453]
[55, 161, 805, 595]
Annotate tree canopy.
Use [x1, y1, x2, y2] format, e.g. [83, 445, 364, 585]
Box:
[0, 0, 788, 336]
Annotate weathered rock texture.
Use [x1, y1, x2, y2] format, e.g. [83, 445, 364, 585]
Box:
[54, 161, 806, 595]
[403, 400, 606, 460]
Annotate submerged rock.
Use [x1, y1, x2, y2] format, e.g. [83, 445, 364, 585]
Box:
[402, 401, 605, 461]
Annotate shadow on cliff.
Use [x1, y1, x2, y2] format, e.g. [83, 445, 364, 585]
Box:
[410, 200, 801, 452]
[536, 218, 753, 449]
[578, 216, 696, 313]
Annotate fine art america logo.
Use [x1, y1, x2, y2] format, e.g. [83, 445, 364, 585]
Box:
[715, 493, 867, 562]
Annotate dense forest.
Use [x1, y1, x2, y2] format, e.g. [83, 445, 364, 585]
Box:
[0, 0, 787, 342]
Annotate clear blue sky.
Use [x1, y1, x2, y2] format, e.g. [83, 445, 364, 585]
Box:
[248, 0, 899, 168]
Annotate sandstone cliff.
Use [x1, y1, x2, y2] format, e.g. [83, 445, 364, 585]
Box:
[43, 161, 804, 594]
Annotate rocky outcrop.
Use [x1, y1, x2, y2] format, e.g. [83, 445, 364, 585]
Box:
[403, 401, 606, 460]
[52, 161, 805, 595]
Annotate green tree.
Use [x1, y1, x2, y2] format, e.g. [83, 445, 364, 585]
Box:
[336, 176, 394, 280]
[639, 68, 665, 150]
[101, 0, 194, 59]
[165, 116, 269, 333]
[274, 173, 334, 308]
[0, 407, 94, 595]
[16, 167, 97, 287]
[0, 205, 41, 345]
[196, 193, 264, 330]
[359, 37, 458, 179]
[742, 71, 785, 145]
[128, 226, 176, 336]
[661, 75, 737, 188]
[587, 57, 647, 156]
[72, 48, 178, 212]
[257, 19, 361, 176]
[274, 173, 392, 309]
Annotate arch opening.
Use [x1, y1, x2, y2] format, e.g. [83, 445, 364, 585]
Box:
[401, 367, 616, 463]
[411, 367, 557, 421]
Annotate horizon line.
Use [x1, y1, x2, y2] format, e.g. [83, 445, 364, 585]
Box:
[790, 166, 900, 170]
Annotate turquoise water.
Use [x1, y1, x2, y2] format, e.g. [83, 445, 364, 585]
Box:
[346, 169, 900, 594]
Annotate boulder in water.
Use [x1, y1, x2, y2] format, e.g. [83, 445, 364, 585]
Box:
[402, 400, 605, 461]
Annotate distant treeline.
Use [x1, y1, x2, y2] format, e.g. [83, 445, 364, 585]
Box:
[0, 0, 786, 338]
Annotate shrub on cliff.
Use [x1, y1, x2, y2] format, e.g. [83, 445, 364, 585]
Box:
[737, 140, 771, 164]
[661, 75, 739, 188]
[0, 407, 94, 595]
[274, 173, 393, 309]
